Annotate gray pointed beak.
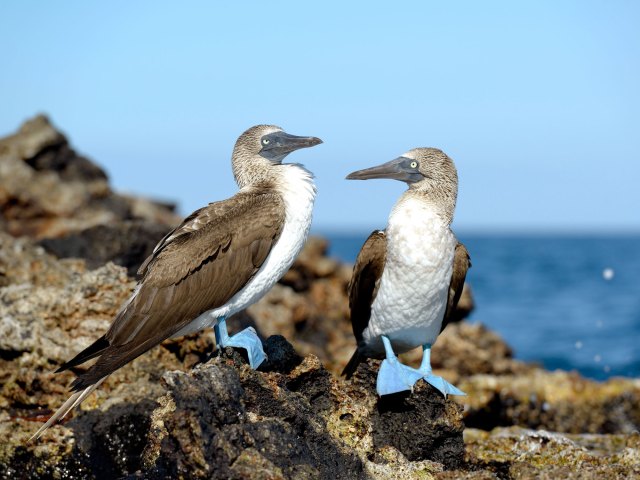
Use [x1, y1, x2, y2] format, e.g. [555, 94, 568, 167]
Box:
[346, 156, 422, 183]
[269, 132, 322, 154]
[260, 131, 322, 162]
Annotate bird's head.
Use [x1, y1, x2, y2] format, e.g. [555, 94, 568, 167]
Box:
[346, 147, 457, 191]
[232, 125, 322, 187]
[346, 147, 458, 220]
[234, 125, 322, 164]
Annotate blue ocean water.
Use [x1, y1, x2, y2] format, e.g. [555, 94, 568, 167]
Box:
[325, 233, 640, 381]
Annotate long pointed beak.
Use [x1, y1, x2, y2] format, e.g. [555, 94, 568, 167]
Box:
[271, 133, 322, 155]
[346, 157, 419, 182]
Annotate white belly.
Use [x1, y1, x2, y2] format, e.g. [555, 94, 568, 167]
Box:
[362, 197, 455, 355]
[174, 165, 316, 337]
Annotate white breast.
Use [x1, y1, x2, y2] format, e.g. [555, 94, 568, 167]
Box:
[219, 165, 316, 315]
[175, 164, 316, 336]
[362, 196, 456, 355]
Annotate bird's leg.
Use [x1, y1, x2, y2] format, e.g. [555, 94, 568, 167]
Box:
[416, 343, 466, 397]
[376, 335, 423, 396]
[214, 316, 231, 347]
[214, 316, 266, 369]
[418, 343, 433, 372]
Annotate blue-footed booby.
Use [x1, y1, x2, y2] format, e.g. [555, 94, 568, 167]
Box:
[30, 125, 322, 441]
[342, 148, 470, 397]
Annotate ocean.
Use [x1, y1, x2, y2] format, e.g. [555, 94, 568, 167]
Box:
[324, 233, 640, 381]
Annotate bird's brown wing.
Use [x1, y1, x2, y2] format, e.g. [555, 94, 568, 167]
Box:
[440, 241, 471, 334]
[63, 189, 285, 390]
[342, 230, 387, 378]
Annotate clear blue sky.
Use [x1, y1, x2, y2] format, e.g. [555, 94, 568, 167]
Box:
[1, 1, 638, 233]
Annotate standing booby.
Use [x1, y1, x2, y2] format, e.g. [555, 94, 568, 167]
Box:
[342, 148, 470, 397]
[30, 125, 322, 440]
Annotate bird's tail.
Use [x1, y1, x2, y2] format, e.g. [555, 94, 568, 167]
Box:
[341, 349, 362, 379]
[28, 376, 106, 442]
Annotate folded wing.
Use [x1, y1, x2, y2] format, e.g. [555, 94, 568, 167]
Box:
[60, 189, 285, 391]
[440, 241, 471, 333]
[342, 230, 387, 378]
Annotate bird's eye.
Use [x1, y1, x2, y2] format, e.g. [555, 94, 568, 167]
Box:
[262, 138, 270, 145]
[410, 161, 418, 168]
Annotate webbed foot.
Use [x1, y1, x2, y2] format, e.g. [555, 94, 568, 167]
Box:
[420, 371, 466, 397]
[215, 317, 266, 369]
[224, 327, 267, 369]
[417, 343, 465, 397]
[376, 335, 423, 396]
[376, 357, 423, 395]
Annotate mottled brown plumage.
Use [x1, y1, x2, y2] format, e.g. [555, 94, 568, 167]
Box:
[65, 189, 285, 390]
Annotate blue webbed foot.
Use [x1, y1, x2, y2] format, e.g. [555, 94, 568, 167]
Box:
[376, 335, 423, 396]
[215, 317, 267, 369]
[225, 327, 267, 369]
[417, 343, 466, 397]
[420, 372, 466, 397]
[377, 357, 423, 396]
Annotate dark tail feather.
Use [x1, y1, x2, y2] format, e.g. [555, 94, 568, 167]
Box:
[55, 336, 110, 373]
[69, 334, 162, 392]
[342, 349, 362, 379]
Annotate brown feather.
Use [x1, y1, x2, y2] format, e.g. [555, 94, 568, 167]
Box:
[342, 230, 387, 378]
[439, 242, 471, 333]
[71, 189, 285, 390]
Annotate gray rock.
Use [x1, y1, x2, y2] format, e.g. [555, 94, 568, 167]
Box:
[142, 356, 368, 479]
[39, 221, 172, 277]
[0, 115, 178, 239]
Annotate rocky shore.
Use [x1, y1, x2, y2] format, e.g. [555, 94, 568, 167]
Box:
[1, 116, 639, 479]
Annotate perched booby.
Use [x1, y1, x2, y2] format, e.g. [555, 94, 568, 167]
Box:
[342, 148, 470, 397]
[30, 125, 322, 441]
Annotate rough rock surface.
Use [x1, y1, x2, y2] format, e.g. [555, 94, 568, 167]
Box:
[1, 116, 639, 479]
[462, 427, 640, 479]
[139, 346, 463, 479]
[0, 114, 178, 244]
[38, 221, 173, 277]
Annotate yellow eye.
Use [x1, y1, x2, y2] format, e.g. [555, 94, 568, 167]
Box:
[410, 161, 418, 168]
[262, 138, 270, 145]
